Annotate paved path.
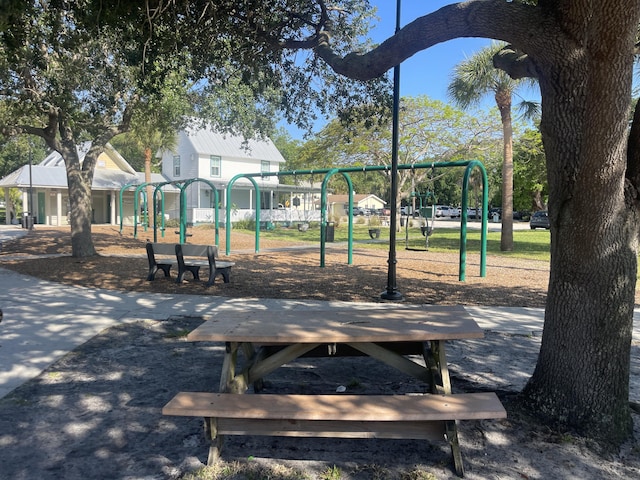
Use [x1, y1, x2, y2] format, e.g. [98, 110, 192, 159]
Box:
[0, 225, 638, 400]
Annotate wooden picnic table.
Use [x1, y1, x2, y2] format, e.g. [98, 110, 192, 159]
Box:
[163, 305, 505, 477]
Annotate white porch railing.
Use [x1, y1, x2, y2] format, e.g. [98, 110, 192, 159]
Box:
[190, 208, 321, 224]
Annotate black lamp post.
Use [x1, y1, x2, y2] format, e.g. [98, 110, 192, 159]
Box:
[381, 0, 403, 301]
[28, 143, 34, 230]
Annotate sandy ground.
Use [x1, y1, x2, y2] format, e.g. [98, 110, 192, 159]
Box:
[0, 226, 639, 479]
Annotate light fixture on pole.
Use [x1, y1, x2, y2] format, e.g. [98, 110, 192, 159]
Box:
[381, 0, 403, 301]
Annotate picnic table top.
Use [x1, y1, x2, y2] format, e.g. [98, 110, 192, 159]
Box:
[187, 305, 483, 344]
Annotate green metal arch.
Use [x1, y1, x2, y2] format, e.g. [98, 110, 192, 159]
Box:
[133, 183, 150, 239]
[459, 160, 488, 281]
[320, 168, 354, 267]
[225, 174, 261, 254]
[177, 178, 221, 244]
[151, 181, 173, 242]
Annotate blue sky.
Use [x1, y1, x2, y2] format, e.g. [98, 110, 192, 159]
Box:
[282, 1, 502, 139]
[369, 1, 492, 101]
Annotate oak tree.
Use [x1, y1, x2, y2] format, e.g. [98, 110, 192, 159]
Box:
[313, 0, 640, 446]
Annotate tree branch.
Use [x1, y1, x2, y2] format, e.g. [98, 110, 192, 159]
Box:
[314, 1, 549, 81]
[493, 45, 540, 80]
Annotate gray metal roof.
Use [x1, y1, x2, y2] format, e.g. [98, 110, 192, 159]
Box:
[39, 142, 136, 173]
[0, 164, 175, 191]
[183, 127, 286, 163]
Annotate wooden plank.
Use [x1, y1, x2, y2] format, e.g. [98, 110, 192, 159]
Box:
[346, 342, 430, 383]
[215, 418, 446, 441]
[187, 306, 483, 344]
[246, 343, 321, 383]
[162, 392, 507, 422]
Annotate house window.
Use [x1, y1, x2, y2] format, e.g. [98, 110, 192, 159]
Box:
[261, 160, 270, 173]
[210, 155, 221, 178]
[173, 155, 181, 177]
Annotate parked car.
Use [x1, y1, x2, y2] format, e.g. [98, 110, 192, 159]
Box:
[529, 210, 550, 229]
[466, 208, 479, 219]
[351, 207, 370, 216]
[432, 205, 461, 218]
[400, 206, 420, 217]
[513, 210, 531, 221]
[434, 205, 451, 217]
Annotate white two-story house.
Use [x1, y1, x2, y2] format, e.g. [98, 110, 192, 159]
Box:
[160, 125, 321, 224]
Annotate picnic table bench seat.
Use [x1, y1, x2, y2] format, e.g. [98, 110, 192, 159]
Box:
[175, 243, 234, 286]
[163, 391, 507, 474]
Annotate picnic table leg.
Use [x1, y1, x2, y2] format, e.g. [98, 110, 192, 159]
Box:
[424, 340, 465, 477]
[423, 340, 452, 394]
[206, 342, 248, 465]
[219, 342, 248, 393]
[241, 342, 264, 392]
[204, 417, 223, 465]
[446, 420, 465, 477]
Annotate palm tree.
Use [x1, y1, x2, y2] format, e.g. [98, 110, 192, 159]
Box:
[448, 42, 538, 251]
[129, 127, 177, 225]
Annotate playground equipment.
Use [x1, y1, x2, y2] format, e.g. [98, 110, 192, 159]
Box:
[119, 160, 488, 281]
[224, 159, 488, 281]
[119, 177, 221, 244]
[405, 189, 437, 251]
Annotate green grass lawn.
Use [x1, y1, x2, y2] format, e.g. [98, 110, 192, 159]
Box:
[246, 223, 552, 262]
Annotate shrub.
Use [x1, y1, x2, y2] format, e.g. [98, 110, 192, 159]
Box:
[234, 219, 255, 230]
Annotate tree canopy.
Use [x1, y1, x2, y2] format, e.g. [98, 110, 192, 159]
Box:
[0, 0, 390, 256]
[292, 95, 502, 204]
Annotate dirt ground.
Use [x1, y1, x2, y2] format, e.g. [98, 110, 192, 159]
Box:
[0, 224, 551, 307]
[0, 225, 639, 480]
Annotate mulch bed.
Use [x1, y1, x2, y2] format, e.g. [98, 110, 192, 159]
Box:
[0, 225, 551, 307]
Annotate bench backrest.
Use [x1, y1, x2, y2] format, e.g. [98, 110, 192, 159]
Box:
[175, 243, 220, 271]
[148, 242, 176, 257]
[178, 244, 219, 258]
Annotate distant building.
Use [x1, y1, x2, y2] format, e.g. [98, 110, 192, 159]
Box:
[0, 142, 176, 226]
[159, 125, 321, 224]
[1, 126, 323, 227]
[326, 194, 387, 217]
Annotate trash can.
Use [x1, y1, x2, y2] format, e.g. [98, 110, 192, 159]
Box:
[492, 213, 500, 223]
[22, 213, 34, 229]
[326, 222, 335, 242]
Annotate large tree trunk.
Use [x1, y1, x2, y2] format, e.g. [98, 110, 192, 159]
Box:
[64, 148, 97, 257]
[496, 90, 514, 251]
[522, 5, 637, 445]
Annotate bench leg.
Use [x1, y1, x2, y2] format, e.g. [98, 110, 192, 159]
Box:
[148, 264, 172, 281]
[147, 266, 158, 281]
[207, 267, 231, 286]
[176, 266, 200, 284]
[159, 264, 172, 278]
